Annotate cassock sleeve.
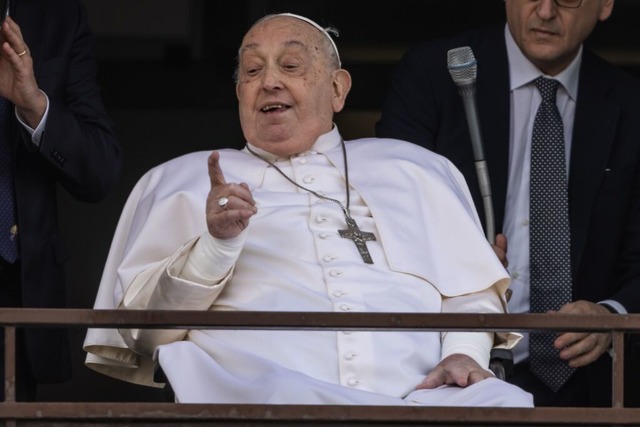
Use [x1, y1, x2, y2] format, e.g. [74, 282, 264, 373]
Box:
[83, 153, 218, 387]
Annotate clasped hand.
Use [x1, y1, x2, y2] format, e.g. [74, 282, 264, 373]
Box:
[0, 16, 46, 127]
[491, 234, 612, 368]
[552, 300, 613, 368]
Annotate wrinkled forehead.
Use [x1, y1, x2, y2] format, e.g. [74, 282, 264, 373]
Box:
[240, 14, 340, 66]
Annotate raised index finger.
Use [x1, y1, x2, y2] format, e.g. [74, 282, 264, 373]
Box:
[208, 151, 226, 187]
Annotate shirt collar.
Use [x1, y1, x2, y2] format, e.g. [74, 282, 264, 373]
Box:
[505, 24, 581, 101]
[244, 125, 342, 162]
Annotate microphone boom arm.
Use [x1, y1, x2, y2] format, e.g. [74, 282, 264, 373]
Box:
[457, 82, 495, 244]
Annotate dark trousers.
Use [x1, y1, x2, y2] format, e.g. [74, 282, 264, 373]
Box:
[0, 258, 37, 401]
[508, 362, 593, 407]
[509, 355, 640, 408]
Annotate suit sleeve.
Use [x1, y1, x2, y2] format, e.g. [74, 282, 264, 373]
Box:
[32, 0, 122, 202]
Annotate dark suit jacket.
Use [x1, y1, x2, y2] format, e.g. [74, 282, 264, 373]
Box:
[376, 24, 640, 406]
[5, 0, 121, 384]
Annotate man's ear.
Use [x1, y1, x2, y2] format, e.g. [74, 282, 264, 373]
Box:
[599, 0, 614, 21]
[332, 69, 352, 113]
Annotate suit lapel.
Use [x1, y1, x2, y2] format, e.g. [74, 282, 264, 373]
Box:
[568, 50, 619, 278]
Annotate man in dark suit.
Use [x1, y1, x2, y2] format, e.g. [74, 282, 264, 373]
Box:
[376, 0, 640, 407]
[0, 0, 121, 400]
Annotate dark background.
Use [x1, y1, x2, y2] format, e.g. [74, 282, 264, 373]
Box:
[38, 0, 640, 401]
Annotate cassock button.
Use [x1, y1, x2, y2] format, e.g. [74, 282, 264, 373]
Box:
[346, 378, 360, 387]
[303, 175, 315, 184]
[344, 352, 357, 361]
[339, 304, 351, 311]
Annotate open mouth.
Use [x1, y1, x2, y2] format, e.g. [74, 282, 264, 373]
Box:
[261, 104, 289, 113]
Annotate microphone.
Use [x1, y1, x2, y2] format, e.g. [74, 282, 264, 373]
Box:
[0, 0, 9, 27]
[447, 46, 495, 244]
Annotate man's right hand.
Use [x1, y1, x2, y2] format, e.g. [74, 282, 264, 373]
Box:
[493, 233, 508, 268]
[206, 151, 257, 239]
[0, 17, 47, 128]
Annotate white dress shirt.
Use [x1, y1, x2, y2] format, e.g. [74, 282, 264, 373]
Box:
[15, 89, 50, 146]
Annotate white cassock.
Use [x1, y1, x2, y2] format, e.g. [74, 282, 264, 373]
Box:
[84, 127, 533, 407]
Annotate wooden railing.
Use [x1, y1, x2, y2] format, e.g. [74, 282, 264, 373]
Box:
[1, 308, 639, 426]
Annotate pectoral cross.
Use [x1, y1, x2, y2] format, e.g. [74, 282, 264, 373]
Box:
[339, 216, 376, 264]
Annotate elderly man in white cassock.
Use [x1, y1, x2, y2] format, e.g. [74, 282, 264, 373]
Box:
[83, 13, 533, 407]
